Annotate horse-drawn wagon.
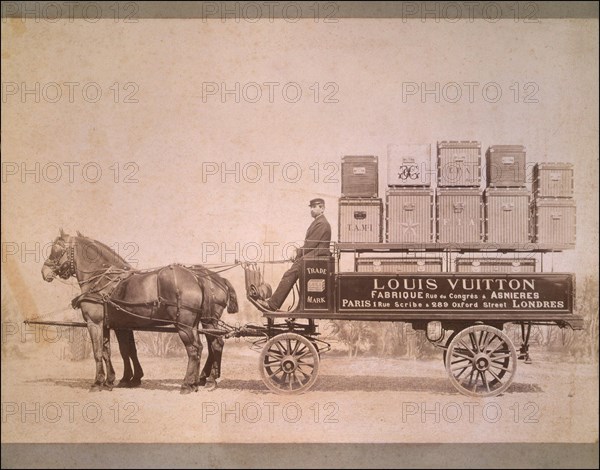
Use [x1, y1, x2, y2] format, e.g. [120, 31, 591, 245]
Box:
[34, 231, 582, 398]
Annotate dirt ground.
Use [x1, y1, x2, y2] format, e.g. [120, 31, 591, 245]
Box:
[1, 340, 598, 444]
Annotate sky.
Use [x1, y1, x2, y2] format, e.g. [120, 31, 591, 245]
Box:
[1, 17, 598, 318]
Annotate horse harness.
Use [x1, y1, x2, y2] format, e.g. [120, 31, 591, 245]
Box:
[49, 237, 230, 331]
[73, 266, 222, 328]
[44, 238, 76, 280]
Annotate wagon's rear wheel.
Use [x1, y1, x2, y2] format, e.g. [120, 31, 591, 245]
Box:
[445, 325, 517, 398]
[259, 333, 320, 394]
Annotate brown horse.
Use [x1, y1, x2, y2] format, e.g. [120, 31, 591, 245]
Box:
[41, 230, 237, 394]
[114, 264, 239, 389]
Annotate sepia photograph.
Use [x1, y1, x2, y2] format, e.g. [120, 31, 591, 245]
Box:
[1, 1, 598, 468]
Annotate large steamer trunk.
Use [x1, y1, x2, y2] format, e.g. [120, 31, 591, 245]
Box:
[486, 145, 527, 187]
[437, 140, 481, 187]
[386, 188, 434, 243]
[455, 257, 536, 273]
[484, 188, 531, 243]
[387, 144, 432, 187]
[533, 198, 576, 247]
[338, 198, 383, 243]
[533, 163, 574, 198]
[436, 188, 483, 243]
[356, 257, 443, 273]
[341, 155, 379, 198]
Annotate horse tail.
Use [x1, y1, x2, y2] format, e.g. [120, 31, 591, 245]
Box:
[224, 278, 239, 313]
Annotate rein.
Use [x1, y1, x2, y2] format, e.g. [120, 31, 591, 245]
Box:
[78, 266, 133, 291]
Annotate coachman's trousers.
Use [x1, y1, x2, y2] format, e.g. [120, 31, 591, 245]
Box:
[268, 259, 303, 309]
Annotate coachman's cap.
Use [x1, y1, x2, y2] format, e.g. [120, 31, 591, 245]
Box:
[309, 198, 325, 207]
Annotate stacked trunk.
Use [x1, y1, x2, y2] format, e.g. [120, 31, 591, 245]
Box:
[436, 141, 483, 243]
[484, 145, 530, 244]
[385, 144, 434, 243]
[532, 163, 576, 247]
[339, 156, 382, 243]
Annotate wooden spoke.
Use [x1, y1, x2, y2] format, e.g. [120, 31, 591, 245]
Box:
[481, 370, 490, 393]
[490, 352, 512, 360]
[296, 359, 316, 368]
[295, 365, 311, 379]
[487, 368, 503, 383]
[290, 339, 301, 356]
[270, 344, 285, 358]
[457, 339, 475, 355]
[469, 332, 479, 353]
[452, 365, 470, 378]
[452, 350, 474, 361]
[267, 366, 283, 378]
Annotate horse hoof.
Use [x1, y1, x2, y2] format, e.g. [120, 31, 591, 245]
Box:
[180, 387, 192, 395]
[205, 381, 217, 391]
[89, 384, 103, 392]
[198, 377, 207, 387]
[117, 380, 131, 388]
[129, 379, 142, 388]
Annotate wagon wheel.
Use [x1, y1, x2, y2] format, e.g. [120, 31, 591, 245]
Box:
[442, 329, 508, 382]
[444, 327, 509, 382]
[259, 333, 320, 394]
[445, 325, 517, 398]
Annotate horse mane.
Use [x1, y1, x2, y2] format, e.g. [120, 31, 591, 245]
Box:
[75, 235, 132, 268]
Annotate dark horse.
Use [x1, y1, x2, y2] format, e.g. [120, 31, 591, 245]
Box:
[114, 263, 239, 389]
[41, 230, 238, 394]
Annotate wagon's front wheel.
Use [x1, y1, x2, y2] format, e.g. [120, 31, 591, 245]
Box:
[259, 333, 320, 394]
[445, 325, 517, 398]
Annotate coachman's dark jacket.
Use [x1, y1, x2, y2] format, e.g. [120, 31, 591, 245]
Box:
[296, 214, 332, 259]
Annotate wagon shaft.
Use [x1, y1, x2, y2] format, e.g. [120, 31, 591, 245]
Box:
[23, 320, 237, 336]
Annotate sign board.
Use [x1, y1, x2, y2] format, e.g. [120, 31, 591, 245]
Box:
[301, 258, 334, 312]
[337, 273, 573, 313]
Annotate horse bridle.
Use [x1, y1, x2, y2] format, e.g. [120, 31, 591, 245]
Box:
[44, 239, 76, 280]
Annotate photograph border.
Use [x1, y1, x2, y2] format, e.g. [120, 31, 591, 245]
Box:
[2, 2, 598, 468]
